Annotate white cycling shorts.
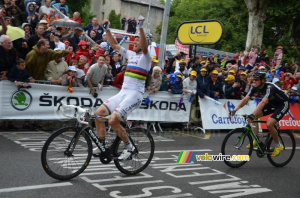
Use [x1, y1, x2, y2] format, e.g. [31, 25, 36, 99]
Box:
[101, 88, 143, 120]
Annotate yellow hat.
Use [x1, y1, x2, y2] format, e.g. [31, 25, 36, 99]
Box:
[179, 59, 186, 64]
[225, 75, 235, 81]
[201, 60, 206, 64]
[176, 74, 183, 78]
[152, 56, 159, 63]
[229, 69, 235, 74]
[271, 69, 275, 72]
[240, 72, 247, 76]
[200, 68, 207, 72]
[190, 70, 197, 76]
[211, 70, 218, 75]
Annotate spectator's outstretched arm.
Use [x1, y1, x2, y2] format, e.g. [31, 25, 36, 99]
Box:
[102, 19, 121, 52]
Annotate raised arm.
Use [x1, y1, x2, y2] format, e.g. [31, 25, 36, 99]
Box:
[102, 19, 121, 52]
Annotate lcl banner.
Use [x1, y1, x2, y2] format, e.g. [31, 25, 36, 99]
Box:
[0, 81, 191, 122]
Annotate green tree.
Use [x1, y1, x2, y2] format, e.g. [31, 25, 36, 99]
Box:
[156, 0, 248, 52]
[109, 10, 122, 29]
[63, 0, 95, 26]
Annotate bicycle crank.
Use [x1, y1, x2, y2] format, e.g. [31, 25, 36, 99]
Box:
[99, 151, 113, 164]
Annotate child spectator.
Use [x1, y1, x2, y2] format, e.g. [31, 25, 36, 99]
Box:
[160, 73, 170, 91]
[169, 73, 183, 94]
[8, 58, 35, 87]
[75, 40, 93, 65]
[61, 66, 83, 87]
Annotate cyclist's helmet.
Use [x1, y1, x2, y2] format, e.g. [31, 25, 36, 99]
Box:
[135, 32, 152, 45]
[252, 70, 266, 80]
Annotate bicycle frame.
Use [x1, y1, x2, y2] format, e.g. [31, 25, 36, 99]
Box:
[234, 119, 268, 154]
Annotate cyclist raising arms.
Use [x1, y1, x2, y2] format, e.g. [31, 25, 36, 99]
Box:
[229, 70, 289, 157]
[93, 16, 152, 160]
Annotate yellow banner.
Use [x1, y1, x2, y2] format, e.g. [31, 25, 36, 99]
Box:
[177, 20, 223, 45]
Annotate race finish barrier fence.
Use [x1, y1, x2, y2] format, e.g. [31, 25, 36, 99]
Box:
[198, 97, 300, 132]
[0, 81, 191, 123]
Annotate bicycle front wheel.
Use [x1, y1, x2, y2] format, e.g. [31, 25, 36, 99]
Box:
[41, 127, 92, 180]
[113, 127, 155, 175]
[221, 128, 253, 168]
[267, 131, 296, 167]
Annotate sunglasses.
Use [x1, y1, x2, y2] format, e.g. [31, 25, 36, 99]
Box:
[253, 78, 260, 82]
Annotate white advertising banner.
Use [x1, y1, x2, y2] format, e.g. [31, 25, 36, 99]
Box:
[198, 97, 257, 130]
[0, 81, 191, 122]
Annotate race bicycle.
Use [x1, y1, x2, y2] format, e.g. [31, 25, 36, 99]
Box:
[221, 114, 295, 168]
[41, 102, 155, 180]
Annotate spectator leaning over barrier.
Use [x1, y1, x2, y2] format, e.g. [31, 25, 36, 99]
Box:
[44, 48, 68, 84]
[111, 65, 126, 89]
[196, 67, 210, 99]
[169, 73, 183, 94]
[159, 73, 170, 91]
[8, 58, 35, 87]
[26, 38, 71, 80]
[146, 66, 162, 95]
[208, 69, 223, 99]
[86, 55, 107, 98]
[0, 35, 17, 80]
[61, 65, 83, 87]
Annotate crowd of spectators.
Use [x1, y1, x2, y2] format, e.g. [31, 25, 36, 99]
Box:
[0, 0, 299, 130]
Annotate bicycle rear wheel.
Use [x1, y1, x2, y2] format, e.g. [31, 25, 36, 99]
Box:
[113, 127, 155, 175]
[221, 128, 253, 168]
[41, 127, 92, 180]
[267, 131, 295, 167]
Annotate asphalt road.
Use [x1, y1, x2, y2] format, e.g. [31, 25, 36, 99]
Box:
[1, 128, 300, 198]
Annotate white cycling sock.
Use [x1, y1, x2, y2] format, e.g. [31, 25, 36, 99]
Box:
[125, 141, 133, 150]
[276, 142, 281, 147]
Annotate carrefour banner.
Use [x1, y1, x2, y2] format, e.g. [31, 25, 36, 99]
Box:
[0, 81, 191, 122]
[199, 98, 256, 130]
[199, 97, 300, 130]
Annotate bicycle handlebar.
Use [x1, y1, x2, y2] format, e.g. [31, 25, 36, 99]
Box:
[59, 101, 89, 125]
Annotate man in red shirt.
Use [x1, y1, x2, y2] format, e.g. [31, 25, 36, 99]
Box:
[70, 12, 82, 25]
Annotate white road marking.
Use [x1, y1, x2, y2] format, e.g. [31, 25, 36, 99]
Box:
[0, 182, 73, 193]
